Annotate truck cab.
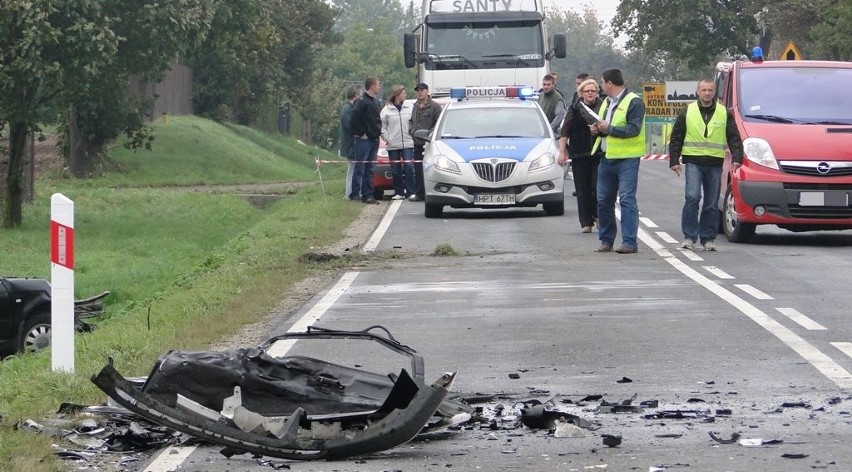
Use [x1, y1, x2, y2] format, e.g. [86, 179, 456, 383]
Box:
[404, 0, 566, 97]
[715, 54, 852, 242]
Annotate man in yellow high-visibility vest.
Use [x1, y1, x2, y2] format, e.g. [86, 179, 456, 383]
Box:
[591, 68, 646, 254]
[668, 79, 744, 251]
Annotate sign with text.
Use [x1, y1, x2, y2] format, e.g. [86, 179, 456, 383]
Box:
[642, 83, 683, 118]
[429, 0, 539, 13]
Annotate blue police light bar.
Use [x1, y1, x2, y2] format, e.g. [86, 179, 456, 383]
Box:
[449, 86, 536, 100]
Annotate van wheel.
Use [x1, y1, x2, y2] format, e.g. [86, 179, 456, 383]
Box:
[424, 202, 443, 218]
[21, 312, 52, 354]
[723, 187, 755, 243]
[543, 199, 565, 216]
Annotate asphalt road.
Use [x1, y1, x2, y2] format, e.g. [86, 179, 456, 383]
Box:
[129, 160, 852, 472]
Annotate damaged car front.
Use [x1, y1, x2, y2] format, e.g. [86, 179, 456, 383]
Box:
[91, 325, 467, 460]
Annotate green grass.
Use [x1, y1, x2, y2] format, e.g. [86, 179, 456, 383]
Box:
[0, 116, 359, 471]
[83, 116, 326, 187]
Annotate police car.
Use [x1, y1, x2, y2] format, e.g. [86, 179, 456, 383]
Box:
[413, 86, 564, 218]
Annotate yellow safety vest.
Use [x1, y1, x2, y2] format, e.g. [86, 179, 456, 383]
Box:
[592, 92, 645, 158]
[682, 102, 727, 158]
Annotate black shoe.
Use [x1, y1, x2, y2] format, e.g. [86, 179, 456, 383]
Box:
[362, 198, 380, 205]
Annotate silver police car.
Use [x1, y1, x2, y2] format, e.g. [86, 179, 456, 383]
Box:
[413, 86, 564, 218]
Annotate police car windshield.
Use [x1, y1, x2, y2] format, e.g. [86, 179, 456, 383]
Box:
[739, 67, 852, 124]
[439, 107, 548, 139]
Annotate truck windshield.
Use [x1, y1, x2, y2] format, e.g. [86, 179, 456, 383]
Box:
[739, 67, 852, 124]
[424, 20, 544, 69]
[439, 107, 547, 138]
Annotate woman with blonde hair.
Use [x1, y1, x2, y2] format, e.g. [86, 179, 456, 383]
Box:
[380, 85, 415, 200]
[558, 78, 605, 232]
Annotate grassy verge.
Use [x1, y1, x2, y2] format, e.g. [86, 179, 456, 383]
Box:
[0, 116, 362, 470]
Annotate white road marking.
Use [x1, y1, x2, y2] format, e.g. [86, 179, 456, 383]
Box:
[638, 227, 852, 389]
[364, 199, 401, 252]
[680, 250, 704, 262]
[144, 447, 196, 472]
[266, 271, 360, 357]
[640, 217, 657, 228]
[703, 266, 735, 279]
[832, 342, 852, 359]
[735, 284, 774, 300]
[776, 307, 827, 331]
[655, 231, 678, 244]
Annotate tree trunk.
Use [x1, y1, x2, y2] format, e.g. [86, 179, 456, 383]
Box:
[23, 131, 34, 203]
[3, 121, 28, 228]
[68, 103, 88, 178]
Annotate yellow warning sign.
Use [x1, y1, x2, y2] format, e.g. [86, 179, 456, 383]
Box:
[642, 83, 683, 118]
[780, 41, 803, 60]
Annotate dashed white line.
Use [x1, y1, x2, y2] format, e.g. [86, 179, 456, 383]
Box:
[680, 249, 704, 262]
[735, 284, 774, 300]
[703, 266, 735, 279]
[831, 342, 852, 359]
[776, 307, 827, 331]
[638, 227, 852, 389]
[655, 231, 678, 244]
[640, 217, 658, 228]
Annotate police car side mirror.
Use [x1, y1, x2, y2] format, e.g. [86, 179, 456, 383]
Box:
[413, 129, 431, 142]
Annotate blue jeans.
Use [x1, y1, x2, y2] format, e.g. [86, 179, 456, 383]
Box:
[682, 163, 722, 244]
[597, 157, 640, 249]
[388, 148, 415, 196]
[350, 137, 379, 200]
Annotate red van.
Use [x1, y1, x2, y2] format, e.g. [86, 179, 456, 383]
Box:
[715, 56, 852, 242]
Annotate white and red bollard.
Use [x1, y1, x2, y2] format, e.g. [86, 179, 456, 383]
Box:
[50, 193, 75, 373]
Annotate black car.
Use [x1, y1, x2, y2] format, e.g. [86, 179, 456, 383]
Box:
[0, 276, 108, 355]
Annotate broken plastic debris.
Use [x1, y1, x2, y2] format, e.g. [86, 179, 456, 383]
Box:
[709, 431, 741, 444]
[601, 434, 622, 447]
[616, 377, 632, 383]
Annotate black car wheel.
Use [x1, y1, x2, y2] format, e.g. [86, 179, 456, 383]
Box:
[723, 186, 755, 243]
[21, 312, 52, 354]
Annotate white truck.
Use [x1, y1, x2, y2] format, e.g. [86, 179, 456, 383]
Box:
[404, 0, 567, 96]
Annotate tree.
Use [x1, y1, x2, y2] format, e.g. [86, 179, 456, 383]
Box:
[808, 0, 852, 60]
[1, 0, 119, 227]
[191, 0, 337, 126]
[66, 0, 216, 177]
[612, 0, 756, 70]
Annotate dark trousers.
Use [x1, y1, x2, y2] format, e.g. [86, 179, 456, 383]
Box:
[571, 154, 601, 227]
[413, 144, 426, 198]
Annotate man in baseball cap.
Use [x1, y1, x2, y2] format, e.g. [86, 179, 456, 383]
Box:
[409, 82, 441, 200]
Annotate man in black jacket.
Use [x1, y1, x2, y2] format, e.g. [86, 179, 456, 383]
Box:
[669, 79, 744, 251]
[349, 77, 382, 204]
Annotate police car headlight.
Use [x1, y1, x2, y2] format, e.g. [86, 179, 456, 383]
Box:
[743, 138, 779, 170]
[529, 153, 556, 172]
[434, 155, 461, 174]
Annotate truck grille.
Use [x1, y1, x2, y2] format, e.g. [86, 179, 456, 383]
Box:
[472, 162, 516, 182]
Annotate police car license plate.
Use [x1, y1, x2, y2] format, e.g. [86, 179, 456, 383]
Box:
[474, 194, 515, 205]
